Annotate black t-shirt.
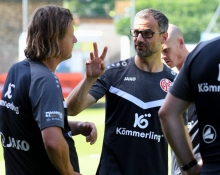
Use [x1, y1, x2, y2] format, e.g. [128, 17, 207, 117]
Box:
[89, 57, 176, 175]
[169, 37, 220, 174]
[0, 58, 79, 175]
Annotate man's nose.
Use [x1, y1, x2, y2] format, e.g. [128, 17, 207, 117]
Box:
[136, 33, 145, 41]
[161, 54, 166, 60]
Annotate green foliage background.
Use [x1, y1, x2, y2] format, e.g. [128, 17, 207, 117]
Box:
[66, 0, 220, 43]
[65, 0, 115, 18]
[115, 0, 220, 43]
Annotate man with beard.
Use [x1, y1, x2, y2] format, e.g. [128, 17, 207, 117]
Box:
[66, 8, 176, 175]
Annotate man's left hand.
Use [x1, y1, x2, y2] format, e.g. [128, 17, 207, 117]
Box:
[77, 122, 97, 145]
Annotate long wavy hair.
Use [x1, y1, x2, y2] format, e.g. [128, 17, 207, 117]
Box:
[24, 5, 73, 61]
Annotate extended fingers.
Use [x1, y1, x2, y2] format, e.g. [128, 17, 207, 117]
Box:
[90, 51, 94, 62]
[92, 42, 108, 60]
[100, 46, 108, 61]
[93, 42, 98, 57]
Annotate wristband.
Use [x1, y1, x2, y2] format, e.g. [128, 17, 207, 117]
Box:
[181, 159, 198, 171]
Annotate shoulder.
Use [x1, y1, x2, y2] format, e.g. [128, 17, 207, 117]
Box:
[28, 60, 55, 80]
[28, 61, 60, 90]
[105, 57, 133, 71]
[6, 59, 31, 84]
[196, 36, 220, 51]
[186, 37, 220, 65]
[163, 64, 177, 78]
[8, 59, 30, 71]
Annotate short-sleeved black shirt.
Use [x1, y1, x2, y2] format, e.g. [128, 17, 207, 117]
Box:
[89, 57, 176, 175]
[169, 37, 220, 174]
[0, 58, 79, 174]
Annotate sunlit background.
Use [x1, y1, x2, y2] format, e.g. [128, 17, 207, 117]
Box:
[1, 0, 220, 97]
[0, 0, 220, 174]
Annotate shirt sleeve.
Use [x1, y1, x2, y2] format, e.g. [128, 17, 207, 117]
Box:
[30, 73, 65, 130]
[89, 72, 110, 101]
[169, 61, 193, 102]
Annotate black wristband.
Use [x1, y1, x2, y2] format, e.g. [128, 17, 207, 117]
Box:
[181, 159, 198, 171]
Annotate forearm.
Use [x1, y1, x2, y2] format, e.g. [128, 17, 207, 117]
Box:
[46, 139, 74, 175]
[177, 126, 192, 175]
[160, 114, 195, 165]
[42, 127, 75, 175]
[66, 76, 96, 116]
[68, 121, 82, 136]
[159, 93, 201, 174]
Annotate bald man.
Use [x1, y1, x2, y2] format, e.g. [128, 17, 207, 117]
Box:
[162, 24, 202, 175]
[161, 24, 189, 71]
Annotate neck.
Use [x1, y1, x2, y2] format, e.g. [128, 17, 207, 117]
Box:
[177, 48, 189, 71]
[42, 58, 60, 72]
[176, 64, 182, 71]
[134, 54, 163, 72]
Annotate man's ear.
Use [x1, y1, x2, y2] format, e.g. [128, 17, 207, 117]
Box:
[161, 32, 168, 44]
[178, 38, 184, 48]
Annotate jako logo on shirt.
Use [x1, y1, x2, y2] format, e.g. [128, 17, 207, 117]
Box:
[203, 125, 217, 143]
[0, 132, 30, 151]
[124, 77, 136, 81]
[160, 78, 172, 92]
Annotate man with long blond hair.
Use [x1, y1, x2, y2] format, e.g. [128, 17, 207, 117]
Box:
[0, 5, 107, 175]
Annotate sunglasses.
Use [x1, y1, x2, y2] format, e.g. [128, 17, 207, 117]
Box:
[130, 29, 164, 39]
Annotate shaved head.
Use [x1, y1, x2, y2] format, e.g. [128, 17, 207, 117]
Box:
[161, 24, 189, 71]
[167, 24, 184, 43]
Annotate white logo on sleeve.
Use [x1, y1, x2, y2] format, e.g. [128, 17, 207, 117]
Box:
[45, 111, 63, 118]
[203, 125, 217, 143]
[4, 83, 15, 99]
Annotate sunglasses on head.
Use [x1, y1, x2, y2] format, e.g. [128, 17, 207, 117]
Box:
[130, 29, 164, 39]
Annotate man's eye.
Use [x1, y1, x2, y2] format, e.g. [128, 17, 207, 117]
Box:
[143, 32, 152, 37]
[163, 49, 168, 53]
[134, 31, 139, 35]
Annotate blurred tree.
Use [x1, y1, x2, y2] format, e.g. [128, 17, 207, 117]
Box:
[65, 0, 115, 18]
[115, 0, 220, 43]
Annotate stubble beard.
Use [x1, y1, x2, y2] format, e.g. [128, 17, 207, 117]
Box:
[135, 42, 159, 60]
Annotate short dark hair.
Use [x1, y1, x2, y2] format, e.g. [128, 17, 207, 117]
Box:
[135, 8, 169, 33]
[24, 5, 73, 61]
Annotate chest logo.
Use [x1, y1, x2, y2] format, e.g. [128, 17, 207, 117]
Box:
[4, 83, 15, 99]
[124, 77, 136, 81]
[160, 78, 172, 92]
[203, 125, 217, 144]
[133, 113, 151, 129]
